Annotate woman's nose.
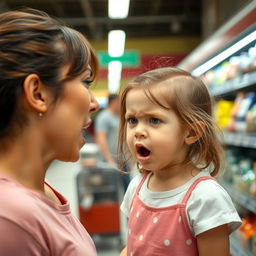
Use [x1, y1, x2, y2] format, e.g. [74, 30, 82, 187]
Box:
[89, 94, 99, 113]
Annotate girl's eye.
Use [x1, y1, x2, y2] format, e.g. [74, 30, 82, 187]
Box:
[150, 117, 161, 125]
[127, 117, 137, 125]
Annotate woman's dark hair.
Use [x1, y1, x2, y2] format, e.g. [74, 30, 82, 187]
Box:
[0, 8, 98, 138]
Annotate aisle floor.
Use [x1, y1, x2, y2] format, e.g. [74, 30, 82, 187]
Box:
[94, 235, 121, 256]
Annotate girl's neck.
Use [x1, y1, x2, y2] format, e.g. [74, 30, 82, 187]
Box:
[147, 163, 200, 192]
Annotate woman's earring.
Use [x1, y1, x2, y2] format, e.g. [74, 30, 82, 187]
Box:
[38, 112, 43, 118]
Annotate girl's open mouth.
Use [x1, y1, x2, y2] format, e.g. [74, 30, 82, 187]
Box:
[136, 145, 151, 158]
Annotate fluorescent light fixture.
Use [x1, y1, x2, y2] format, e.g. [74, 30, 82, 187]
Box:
[108, 61, 122, 93]
[192, 30, 256, 77]
[108, 0, 130, 19]
[108, 30, 126, 57]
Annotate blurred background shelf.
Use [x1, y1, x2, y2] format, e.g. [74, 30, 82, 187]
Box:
[230, 232, 254, 256]
[223, 131, 256, 149]
[211, 71, 256, 97]
[221, 182, 256, 214]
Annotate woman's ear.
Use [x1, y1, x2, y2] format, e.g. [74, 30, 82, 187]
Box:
[184, 121, 205, 145]
[22, 74, 50, 113]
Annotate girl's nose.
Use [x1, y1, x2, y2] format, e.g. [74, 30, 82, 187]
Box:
[134, 125, 147, 138]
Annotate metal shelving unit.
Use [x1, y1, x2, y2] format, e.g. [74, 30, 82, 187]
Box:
[221, 182, 256, 256]
[223, 131, 256, 149]
[221, 182, 256, 214]
[207, 40, 256, 256]
[218, 71, 256, 150]
[178, 4, 256, 255]
[210, 71, 256, 97]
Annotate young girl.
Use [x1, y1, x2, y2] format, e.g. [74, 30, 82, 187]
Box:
[118, 67, 241, 256]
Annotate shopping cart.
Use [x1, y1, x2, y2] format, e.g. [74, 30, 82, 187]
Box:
[77, 164, 124, 238]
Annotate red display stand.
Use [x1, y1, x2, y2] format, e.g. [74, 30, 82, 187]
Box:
[79, 203, 120, 235]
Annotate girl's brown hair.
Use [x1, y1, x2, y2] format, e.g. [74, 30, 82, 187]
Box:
[0, 8, 98, 138]
[118, 67, 223, 177]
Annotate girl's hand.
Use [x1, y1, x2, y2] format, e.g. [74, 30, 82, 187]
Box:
[119, 246, 127, 256]
[197, 224, 230, 256]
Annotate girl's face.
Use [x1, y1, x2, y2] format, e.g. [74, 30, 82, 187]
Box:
[125, 88, 188, 172]
[42, 67, 99, 162]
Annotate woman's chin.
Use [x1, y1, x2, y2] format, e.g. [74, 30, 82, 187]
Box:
[79, 135, 86, 148]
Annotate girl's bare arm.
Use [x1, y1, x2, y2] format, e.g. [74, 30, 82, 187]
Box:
[197, 224, 230, 256]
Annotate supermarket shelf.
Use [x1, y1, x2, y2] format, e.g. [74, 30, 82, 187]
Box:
[221, 182, 256, 214]
[210, 71, 256, 97]
[230, 232, 254, 256]
[223, 131, 256, 149]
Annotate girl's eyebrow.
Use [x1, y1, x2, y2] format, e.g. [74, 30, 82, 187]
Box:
[125, 112, 134, 117]
[125, 110, 164, 118]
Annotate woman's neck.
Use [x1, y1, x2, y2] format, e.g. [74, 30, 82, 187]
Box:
[0, 133, 48, 192]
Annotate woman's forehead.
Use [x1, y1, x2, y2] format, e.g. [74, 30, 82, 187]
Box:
[60, 64, 92, 78]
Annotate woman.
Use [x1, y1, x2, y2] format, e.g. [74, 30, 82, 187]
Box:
[0, 8, 100, 255]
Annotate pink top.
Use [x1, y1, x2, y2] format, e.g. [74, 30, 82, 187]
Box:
[0, 174, 97, 256]
[127, 175, 215, 256]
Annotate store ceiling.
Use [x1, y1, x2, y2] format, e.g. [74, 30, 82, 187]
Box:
[1, 0, 202, 40]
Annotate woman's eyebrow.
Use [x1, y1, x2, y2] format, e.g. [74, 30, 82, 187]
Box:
[86, 68, 93, 77]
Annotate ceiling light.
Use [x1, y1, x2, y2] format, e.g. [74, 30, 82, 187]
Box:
[108, 30, 126, 57]
[108, 0, 130, 19]
[108, 61, 122, 93]
[192, 30, 256, 77]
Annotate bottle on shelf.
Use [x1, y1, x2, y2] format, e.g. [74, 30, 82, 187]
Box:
[249, 162, 256, 197]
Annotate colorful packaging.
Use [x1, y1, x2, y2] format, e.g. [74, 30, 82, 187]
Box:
[236, 92, 256, 132]
[215, 100, 234, 129]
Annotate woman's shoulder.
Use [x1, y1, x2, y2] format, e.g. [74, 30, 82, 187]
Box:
[0, 177, 62, 226]
[0, 178, 41, 219]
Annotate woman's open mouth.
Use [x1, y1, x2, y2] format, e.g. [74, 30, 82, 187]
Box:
[83, 120, 92, 130]
[80, 120, 92, 143]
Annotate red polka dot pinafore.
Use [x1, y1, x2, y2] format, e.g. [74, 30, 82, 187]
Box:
[127, 174, 214, 256]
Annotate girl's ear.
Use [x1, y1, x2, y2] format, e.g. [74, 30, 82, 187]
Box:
[184, 121, 205, 145]
[22, 74, 50, 113]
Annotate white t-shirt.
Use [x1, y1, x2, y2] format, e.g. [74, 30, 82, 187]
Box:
[121, 171, 242, 236]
